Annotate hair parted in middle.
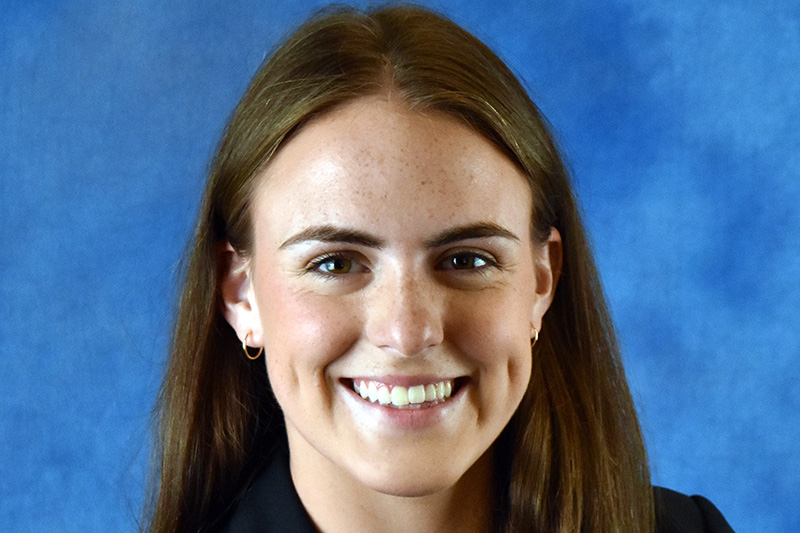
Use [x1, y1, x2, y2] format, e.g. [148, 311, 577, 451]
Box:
[150, 5, 654, 532]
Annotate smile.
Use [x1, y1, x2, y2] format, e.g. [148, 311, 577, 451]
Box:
[350, 379, 454, 409]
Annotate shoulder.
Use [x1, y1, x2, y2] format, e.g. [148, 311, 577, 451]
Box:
[215, 467, 733, 533]
[654, 486, 735, 533]
[214, 445, 317, 533]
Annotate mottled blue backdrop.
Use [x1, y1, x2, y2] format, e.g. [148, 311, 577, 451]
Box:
[2, 1, 798, 531]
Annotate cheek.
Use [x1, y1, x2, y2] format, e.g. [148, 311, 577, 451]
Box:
[450, 288, 534, 410]
[255, 276, 360, 394]
[447, 285, 532, 351]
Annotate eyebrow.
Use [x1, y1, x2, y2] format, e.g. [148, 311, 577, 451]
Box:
[425, 222, 520, 248]
[279, 222, 519, 250]
[279, 225, 385, 249]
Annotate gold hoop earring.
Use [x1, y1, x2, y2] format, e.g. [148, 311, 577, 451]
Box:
[531, 327, 539, 347]
[243, 332, 263, 360]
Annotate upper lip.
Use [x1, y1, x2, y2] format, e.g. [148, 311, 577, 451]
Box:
[343, 375, 458, 387]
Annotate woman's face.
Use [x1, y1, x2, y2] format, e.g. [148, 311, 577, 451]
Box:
[223, 97, 559, 498]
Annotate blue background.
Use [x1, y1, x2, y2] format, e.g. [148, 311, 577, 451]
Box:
[2, 1, 798, 531]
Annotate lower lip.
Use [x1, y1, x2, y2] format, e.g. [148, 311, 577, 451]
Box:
[339, 379, 467, 431]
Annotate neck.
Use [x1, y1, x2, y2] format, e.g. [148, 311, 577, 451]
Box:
[287, 433, 494, 533]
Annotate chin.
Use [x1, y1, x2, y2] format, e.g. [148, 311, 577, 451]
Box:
[348, 453, 475, 498]
[360, 471, 458, 498]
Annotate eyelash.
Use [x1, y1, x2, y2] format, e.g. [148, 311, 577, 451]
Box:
[306, 253, 365, 277]
[437, 251, 499, 272]
[305, 250, 499, 278]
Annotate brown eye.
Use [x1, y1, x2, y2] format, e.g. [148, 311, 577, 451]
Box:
[445, 253, 489, 270]
[317, 256, 353, 274]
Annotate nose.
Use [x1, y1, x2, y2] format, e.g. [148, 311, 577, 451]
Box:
[364, 270, 444, 357]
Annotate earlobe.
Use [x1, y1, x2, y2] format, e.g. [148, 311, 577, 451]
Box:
[218, 241, 263, 346]
[530, 227, 562, 333]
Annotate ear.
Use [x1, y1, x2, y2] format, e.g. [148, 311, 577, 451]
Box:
[531, 227, 562, 337]
[219, 241, 263, 347]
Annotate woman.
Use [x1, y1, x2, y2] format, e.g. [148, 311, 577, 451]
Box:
[146, 5, 733, 532]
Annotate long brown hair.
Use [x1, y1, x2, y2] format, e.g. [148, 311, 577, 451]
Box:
[146, 5, 653, 532]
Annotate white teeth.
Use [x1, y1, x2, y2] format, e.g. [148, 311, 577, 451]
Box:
[425, 384, 436, 402]
[378, 386, 391, 405]
[351, 379, 455, 408]
[368, 381, 378, 403]
[391, 386, 409, 406]
[408, 385, 425, 404]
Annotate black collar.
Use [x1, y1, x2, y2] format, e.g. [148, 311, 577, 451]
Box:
[216, 444, 317, 532]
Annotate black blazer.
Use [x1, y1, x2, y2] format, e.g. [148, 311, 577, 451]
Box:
[218, 447, 734, 532]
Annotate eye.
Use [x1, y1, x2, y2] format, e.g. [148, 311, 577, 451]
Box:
[307, 253, 367, 276]
[319, 256, 353, 274]
[438, 251, 495, 271]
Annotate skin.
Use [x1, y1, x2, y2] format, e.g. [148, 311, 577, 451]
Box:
[221, 96, 561, 532]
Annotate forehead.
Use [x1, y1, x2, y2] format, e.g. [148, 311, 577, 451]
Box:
[253, 97, 532, 242]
